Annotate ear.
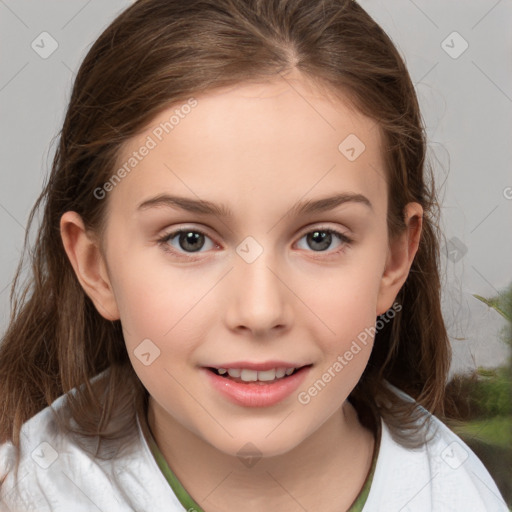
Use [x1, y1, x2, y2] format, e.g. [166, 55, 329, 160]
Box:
[376, 202, 423, 316]
[60, 211, 120, 321]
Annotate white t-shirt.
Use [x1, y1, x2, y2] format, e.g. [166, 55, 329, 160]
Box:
[0, 383, 508, 511]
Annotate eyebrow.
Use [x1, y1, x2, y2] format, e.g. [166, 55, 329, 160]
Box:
[136, 192, 373, 217]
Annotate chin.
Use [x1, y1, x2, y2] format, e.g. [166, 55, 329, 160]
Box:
[203, 426, 305, 461]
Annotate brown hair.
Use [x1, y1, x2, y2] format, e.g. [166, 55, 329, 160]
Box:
[0, 0, 450, 478]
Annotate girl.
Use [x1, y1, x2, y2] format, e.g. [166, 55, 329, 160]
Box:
[0, 0, 507, 510]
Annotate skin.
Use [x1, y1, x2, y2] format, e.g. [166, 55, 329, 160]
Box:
[61, 70, 422, 512]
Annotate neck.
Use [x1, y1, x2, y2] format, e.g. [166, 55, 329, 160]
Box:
[144, 399, 376, 512]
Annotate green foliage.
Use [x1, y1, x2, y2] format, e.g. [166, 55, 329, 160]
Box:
[450, 282, 512, 508]
[473, 281, 512, 348]
[454, 416, 512, 449]
[473, 366, 512, 417]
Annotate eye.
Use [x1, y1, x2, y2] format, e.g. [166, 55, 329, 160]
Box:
[157, 225, 353, 260]
[295, 226, 352, 256]
[157, 227, 217, 258]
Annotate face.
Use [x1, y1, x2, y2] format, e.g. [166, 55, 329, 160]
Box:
[65, 72, 415, 458]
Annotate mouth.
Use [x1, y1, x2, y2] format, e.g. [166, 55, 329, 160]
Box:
[203, 363, 313, 407]
[206, 365, 312, 384]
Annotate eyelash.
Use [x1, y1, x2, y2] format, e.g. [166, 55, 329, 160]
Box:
[156, 225, 353, 261]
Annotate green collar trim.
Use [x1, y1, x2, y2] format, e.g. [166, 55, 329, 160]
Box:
[147, 423, 380, 512]
[347, 421, 380, 511]
[147, 433, 203, 511]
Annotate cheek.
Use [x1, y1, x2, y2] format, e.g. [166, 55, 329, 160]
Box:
[108, 245, 188, 337]
[116, 265, 205, 421]
[111, 258, 215, 384]
[297, 283, 377, 415]
[304, 258, 383, 348]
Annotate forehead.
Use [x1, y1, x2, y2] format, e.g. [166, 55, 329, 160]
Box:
[107, 75, 387, 222]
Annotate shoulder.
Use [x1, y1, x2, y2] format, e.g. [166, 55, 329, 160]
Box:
[363, 384, 508, 511]
[0, 377, 182, 511]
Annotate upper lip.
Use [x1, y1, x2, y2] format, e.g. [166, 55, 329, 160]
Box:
[205, 361, 309, 371]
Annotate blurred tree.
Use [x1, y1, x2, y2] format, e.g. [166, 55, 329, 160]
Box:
[443, 282, 512, 506]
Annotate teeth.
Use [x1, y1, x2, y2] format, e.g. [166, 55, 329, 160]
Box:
[257, 369, 276, 381]
[275, 368, 286, 378]
[218, 367, 298, 381]
[240, 369, 258, 382]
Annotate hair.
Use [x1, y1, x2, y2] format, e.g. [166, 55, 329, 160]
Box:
[0, 0, 450, 480]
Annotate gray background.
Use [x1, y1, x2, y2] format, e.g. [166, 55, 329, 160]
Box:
[1, 0, 511, 376]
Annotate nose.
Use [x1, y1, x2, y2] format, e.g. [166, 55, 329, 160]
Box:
[224, 246, 291, 337]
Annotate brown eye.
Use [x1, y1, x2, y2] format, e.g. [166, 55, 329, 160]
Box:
[306, 230, 333, 251]
[174, 231, 206, 252]
[157, 228, 217, 257]
[296, 227, 352, 254]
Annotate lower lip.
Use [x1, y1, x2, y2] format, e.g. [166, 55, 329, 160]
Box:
[203, 366, 311, 407]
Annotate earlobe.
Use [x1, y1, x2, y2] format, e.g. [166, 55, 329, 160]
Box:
[376, 203, 423, 316]
[60, 211, 120, 321]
